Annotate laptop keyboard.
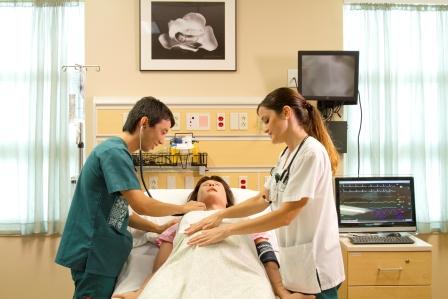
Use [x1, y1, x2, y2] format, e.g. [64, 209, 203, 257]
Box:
[349, 235, 415, 245]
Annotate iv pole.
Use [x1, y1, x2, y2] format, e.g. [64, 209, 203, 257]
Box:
[61, 64, 101, 183]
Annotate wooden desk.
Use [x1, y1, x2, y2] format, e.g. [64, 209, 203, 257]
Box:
[338, 236, 432, 299]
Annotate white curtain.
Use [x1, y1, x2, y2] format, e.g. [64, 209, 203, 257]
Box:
[343, 4, 448, 232]
[0, 0, 84, 234]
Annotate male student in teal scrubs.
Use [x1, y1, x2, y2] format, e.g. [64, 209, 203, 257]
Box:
[55, 97, 205, 299]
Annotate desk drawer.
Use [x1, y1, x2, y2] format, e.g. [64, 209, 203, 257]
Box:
[347, 251, 431, 285]
[348, 286, 431, 299]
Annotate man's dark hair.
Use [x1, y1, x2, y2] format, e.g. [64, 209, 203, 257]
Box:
[122, 96, 175, 133]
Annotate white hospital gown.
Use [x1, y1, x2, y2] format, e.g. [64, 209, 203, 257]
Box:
[138, 211, 276, 299]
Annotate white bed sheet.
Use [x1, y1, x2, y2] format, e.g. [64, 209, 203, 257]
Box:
[113, 188, 278, 296]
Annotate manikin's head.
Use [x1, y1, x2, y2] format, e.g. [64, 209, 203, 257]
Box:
[187, 176, 234, 210]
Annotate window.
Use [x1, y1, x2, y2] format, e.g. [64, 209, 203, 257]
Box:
[0, 1, 84, 234]
[343, 4, 448, 232]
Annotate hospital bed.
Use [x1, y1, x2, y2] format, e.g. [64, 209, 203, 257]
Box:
[113, 188, 279, 297]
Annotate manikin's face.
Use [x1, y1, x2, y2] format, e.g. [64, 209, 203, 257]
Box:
[141, 119, 171, 151]
[258, 106, 288, 144]
[197, 180, 227, 210]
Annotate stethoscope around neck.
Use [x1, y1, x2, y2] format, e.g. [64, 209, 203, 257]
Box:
[271, 135, 309, 188]
[137, 124, 185, 216]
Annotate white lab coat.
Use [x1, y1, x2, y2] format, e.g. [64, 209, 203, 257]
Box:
[266, 136, 345, 294]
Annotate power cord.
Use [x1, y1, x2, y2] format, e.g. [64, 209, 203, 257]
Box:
[357, 91, 362, 177]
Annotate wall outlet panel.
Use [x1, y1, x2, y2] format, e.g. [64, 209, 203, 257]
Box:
[186, 113, 199, 130]
[239, 175, 248, 189]
[172, 112, 180, 131]
[186, 113, 209, 130]
[216, 112, 225, 130]
[230, 112, 239, 130]
[197, 113, 210, 130]
[148, 176, 158, 189]
[239, 112, 248, 130]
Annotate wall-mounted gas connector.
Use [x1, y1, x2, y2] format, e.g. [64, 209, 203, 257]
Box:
[287, 69, 298, 88]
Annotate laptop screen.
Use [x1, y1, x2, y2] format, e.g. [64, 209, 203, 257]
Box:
[334, 177, 417, 233]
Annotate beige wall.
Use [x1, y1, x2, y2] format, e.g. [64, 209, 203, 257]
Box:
[0, 0, 346, 298]
[84, 0, 343, 151]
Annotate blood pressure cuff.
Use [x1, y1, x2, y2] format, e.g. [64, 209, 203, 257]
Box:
[256, 241, 279, 268]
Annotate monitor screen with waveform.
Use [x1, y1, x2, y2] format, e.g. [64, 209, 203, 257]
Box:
[335, 177, 417, 233]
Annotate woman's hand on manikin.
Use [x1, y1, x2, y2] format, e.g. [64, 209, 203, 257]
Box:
[184, 211, 224, 236]
[187, 225, 230, 246]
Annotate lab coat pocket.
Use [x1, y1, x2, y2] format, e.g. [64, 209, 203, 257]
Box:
[279, 242, 321, 294]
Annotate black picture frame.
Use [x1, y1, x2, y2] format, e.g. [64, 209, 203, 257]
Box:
[140, 0, 236, 70]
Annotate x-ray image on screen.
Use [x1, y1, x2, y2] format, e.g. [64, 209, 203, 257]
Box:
[301, 55, 356, 98]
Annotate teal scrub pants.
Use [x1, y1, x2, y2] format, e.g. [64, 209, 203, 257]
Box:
[316, 285, 339, 299]
[71, 269, 117, 299]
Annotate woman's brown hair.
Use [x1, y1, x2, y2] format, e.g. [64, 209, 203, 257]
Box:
[257, 87, 339, 174]
[187, 176, 235, 207]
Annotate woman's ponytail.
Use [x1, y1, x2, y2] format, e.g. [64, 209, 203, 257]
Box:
[306, 105, 339, 175]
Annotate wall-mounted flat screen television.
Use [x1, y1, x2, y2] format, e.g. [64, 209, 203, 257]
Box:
[298, 51, 359, 105]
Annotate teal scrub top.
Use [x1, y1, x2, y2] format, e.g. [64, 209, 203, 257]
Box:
[55, 137, 141, 277]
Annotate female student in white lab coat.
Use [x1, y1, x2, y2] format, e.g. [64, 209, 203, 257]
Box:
[186, 87, 345, 299]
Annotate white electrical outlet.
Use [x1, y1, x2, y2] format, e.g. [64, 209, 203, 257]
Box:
[239, 112, 248, 130]
[172, 112, 180, 131]
[148, 176, 158, 189]
[287, 69, 298, 87]
[216, 112, 225, 130]
[230, 112, 239, 130]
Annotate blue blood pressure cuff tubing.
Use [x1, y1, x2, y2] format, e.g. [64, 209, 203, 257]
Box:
[256, 241, 279, 268]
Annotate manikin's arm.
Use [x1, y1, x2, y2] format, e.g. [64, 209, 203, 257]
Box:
[151, 241, 173, 273]
[254, 238, 315, 299]
[253, 238, 289, 298]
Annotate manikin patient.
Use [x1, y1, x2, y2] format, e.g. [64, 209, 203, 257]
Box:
[113, 176, 314, 299]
